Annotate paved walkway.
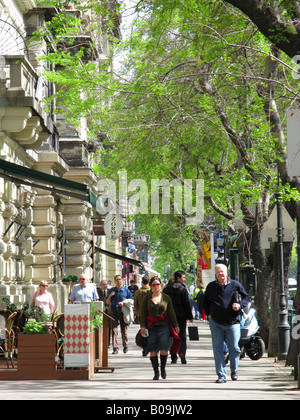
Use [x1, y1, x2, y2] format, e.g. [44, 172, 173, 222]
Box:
[0, 321, 299, 401]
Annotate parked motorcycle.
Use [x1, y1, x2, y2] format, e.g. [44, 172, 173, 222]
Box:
[239, 302, 265, 360]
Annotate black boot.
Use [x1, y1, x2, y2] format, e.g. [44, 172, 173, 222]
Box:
[160, 354, 167, 379]
[150, 356, 159, 380]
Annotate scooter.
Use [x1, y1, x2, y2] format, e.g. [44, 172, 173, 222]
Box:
[239, 302, 265, 360]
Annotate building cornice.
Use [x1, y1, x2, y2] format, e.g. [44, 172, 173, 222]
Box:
[15, 0, 36, 14]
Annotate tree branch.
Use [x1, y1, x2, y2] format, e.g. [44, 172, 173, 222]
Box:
[223, 0, 300, 57]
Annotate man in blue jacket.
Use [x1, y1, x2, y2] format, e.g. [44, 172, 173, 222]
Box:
[107, 275, 133, 354]
[203, 264, 250, 383]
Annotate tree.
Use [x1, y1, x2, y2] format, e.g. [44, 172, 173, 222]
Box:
[90, 0, 300, 357]
[35, 0, 300, 370]
[224, 0, 300, 58]
[222, 0, 300, 382]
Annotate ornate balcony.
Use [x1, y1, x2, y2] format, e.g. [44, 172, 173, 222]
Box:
[0, 55, 52, 149]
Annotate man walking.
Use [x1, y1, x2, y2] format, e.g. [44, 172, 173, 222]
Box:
[134, 275, 150, 356]
[69, 274, 99, 303]
[97, 279, 112, 347]
[134, 275, 150, 320]
[164, 270, 193, 364]
[107, 275, 133, 354]
[203, 263, 250, 383]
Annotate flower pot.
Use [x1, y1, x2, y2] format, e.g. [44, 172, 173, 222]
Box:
[17, 334, 56, 379]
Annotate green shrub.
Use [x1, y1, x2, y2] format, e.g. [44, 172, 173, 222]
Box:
[22, 320, 48, 334]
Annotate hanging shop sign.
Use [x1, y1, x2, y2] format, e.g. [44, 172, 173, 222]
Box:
[104, 213, 123, 240]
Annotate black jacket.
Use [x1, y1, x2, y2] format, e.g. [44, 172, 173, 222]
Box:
[203, 278, 250, 325]
[163, 281, 193, 322]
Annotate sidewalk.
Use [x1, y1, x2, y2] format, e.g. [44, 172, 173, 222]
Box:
[0, 320, 299, 400]
[93, 320, 299, 401]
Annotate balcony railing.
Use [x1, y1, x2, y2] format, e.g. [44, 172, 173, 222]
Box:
[1, 55, 47, 100]
[0, 55, 53, 148]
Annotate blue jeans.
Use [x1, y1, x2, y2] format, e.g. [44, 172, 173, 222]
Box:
[190, 300, 199, 319]
[209, 318, 241, 379]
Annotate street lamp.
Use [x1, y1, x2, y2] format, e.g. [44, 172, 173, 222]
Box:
[275, 170, 290, 360]
[62, 219, 70, 277]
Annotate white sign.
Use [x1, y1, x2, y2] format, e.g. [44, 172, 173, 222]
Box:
[132, 234, 150, 243]
[260, 206, 295, 249]
[287, 109, 300, 177]
[104, 213, 123, 240]
[216, 233, 224, 252]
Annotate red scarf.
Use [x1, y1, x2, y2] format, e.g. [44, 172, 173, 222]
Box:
[147, 315, 181, 354]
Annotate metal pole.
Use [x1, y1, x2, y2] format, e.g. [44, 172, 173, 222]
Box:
[276, 193, 290, 360]
[62, 220, 66, 277]
[211, 233, 215, 282]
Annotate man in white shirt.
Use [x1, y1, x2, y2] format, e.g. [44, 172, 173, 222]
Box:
[69, 274, 99, 303]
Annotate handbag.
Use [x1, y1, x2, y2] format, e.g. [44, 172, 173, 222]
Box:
[188, 325, 199, 341]
[135, 329, 147, 348]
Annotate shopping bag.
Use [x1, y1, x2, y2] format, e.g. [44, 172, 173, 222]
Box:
[135, 330, 147, 348]
[188, 325, 199, 341]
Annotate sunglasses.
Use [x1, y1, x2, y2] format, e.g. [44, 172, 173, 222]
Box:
[151, 283, 161, 286]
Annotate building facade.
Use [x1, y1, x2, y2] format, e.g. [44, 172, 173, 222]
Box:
[0, 1, 125, 313]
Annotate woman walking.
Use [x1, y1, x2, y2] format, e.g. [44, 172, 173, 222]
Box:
[140, 276, 180, 380]
[29, 280, 55, 315]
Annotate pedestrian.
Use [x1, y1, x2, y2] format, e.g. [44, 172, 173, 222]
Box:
[203, 263, 250, 383]
[134, 276, 150, 319]
[29, 280, 55, 315]
[97, 280, 111, 347]
[190, 281, 200, 319]
[128, 279, 139, 297]
[97, 280, 109, 305]
[106, 275, 133, 354]
[140, 276, 180, 380]
[163, 270, 193, 364]
[196, 284, 206, 321]
[134, 275, 151, 355]
[69, 274, 99, 303]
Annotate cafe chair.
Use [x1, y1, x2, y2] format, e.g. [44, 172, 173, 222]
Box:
[53, 313, 64, 368]
[0, 311, 17, 368]
[13, 310, 30, 355]
[33, 309, 43, 322]
[50, 308, 58, 322]
[0, 310, 12, 322]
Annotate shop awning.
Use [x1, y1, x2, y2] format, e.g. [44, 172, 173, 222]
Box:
[94, 246, 144, 268]
[0, 158, 97, 203]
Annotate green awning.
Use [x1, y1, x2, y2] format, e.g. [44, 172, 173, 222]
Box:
[0, 158, 94, 202]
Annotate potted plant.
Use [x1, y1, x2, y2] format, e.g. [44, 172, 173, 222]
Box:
[90, 301, 103, 332]
[62, 275, 79, 295]
[22, 320, 49, 335]
[17, 320, 57, 379]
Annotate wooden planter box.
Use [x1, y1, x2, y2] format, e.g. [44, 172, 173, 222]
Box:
[17, 334, 57, 380]
[0, 310, 114, 380]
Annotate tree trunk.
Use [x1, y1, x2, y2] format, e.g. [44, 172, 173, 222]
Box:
[249, 233, 272, 347]
[235, 225, 271, 347]
[254, 262, 272, 349]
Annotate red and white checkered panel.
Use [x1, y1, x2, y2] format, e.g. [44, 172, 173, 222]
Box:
[65, 314, 90, 354]
[64, 304, 91, 368]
